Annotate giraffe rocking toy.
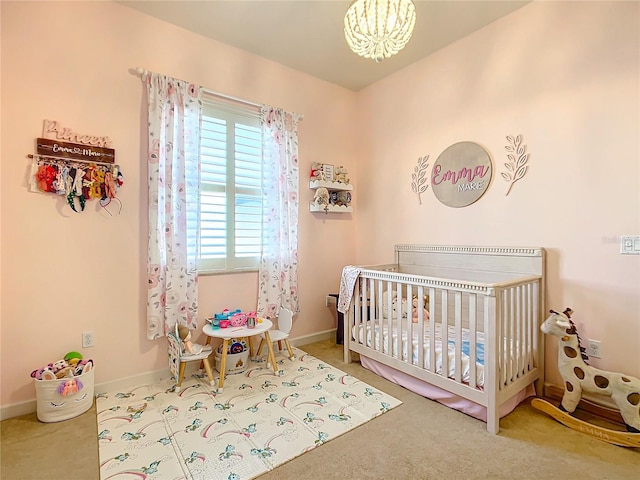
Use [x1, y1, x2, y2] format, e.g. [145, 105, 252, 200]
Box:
[532, 308, 640, 447]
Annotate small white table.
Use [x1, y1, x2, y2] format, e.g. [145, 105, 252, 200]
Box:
[203, 319, 278, 392]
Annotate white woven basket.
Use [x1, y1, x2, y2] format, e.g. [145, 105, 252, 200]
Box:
[35, 366, 94, 422]
[215, 346, 249, 375]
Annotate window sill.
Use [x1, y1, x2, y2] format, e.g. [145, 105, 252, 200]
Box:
[198, 267, 259, 276]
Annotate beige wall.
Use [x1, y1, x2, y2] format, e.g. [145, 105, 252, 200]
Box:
[1, 0, 638, 412]
[355, 1, 640, 385]
[0, 1, 357, 409]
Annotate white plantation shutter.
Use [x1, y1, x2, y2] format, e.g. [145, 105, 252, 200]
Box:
[199, 99, 262, 272]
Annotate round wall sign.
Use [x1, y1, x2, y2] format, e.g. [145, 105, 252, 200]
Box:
[431, 141, 493, 208]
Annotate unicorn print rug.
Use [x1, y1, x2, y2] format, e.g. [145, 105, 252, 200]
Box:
[96, 347, 401, 480]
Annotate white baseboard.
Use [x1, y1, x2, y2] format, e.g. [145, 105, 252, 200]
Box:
[94, 369, 170, 396]
[290, 329, 335, 348]
[1, 330, 339, 421]
[0, 400, 37, 420]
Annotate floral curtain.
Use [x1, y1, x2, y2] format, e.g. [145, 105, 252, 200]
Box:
[257, 106, 301, 319]
[145, 72, 202, 339]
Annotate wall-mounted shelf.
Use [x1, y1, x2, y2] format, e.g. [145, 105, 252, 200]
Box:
[309, 203, 353, 213]
[309, 180, 353, 192]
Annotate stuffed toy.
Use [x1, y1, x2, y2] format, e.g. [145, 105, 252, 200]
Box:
[73, 359, 93, 376]
[51, 359, 73, 379]
[177, 324, 211, 356]
[310, 162, 325, 181]
[335, 191, 351, 206]
[335, 165, 349, 184]
[31, 365, 54, 380]
[381, 291, 408, 319]
[411, 295, 430, 322]
[381, 291, 430, 322]
[313, 187, 330, 206]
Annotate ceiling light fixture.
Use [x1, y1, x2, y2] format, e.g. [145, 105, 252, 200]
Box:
[344, 0, 416, 63]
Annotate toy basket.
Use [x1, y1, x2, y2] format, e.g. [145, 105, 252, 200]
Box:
[215, 341, 249, 375]
[35, 366, 94, 422]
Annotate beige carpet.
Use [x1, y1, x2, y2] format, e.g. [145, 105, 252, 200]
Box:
[2, 339, 639, 480]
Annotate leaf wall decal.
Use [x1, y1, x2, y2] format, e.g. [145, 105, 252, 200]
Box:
[411, 155, 430, 205]
[503, 135, 530, 196]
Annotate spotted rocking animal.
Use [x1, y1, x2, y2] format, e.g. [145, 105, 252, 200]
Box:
[541, 309, 640, 433]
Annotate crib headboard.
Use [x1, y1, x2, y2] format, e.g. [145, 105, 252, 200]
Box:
[394, 245, 545, 278]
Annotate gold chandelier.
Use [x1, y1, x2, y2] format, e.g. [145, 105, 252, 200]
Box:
[344, 0, 416, 63]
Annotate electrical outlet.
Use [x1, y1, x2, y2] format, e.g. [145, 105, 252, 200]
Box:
[326, 295, 332, 307]
[587, 339, 601, 359]
[620, 235, 640, 254]
[82, 331, 95, 348]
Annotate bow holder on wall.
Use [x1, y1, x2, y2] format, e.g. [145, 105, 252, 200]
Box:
[27, 120, 124, 215]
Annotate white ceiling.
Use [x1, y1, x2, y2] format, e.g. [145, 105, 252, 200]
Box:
[118, 0, 529, 91]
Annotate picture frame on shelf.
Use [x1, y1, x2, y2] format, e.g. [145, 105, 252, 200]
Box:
[322, 163, 335, 182]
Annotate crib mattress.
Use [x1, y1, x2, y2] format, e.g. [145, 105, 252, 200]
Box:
[353, 320, 485, 387]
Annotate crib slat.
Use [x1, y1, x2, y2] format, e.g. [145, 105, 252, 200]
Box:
[364, 278, 370, 350]
[417, 285, 425, 369]
[496, 290, 509, 390]
[504, 288, 516, 385]
[441, 289, 449, 378]
[517, 285, 523, 376]
[485, 295, 498, 434]
[454, 292, 462, 383]
[429, 287, 436, 373]
[393, 283, 399, 359]
[406, 284, 413, 365]
[468, 294, 477, 389]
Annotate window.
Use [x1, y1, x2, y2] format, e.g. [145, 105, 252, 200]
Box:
[198, 98, 262, 273]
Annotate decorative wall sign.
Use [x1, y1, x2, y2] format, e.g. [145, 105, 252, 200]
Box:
[42, 119, 112, 148]
[36, 138, 115, 164]
[431, 141, 492, 208]
[502, 135, 529, 195]
[410, 155, 429, 205]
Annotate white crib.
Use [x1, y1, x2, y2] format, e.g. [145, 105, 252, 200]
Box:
[342, 245, 546, 434]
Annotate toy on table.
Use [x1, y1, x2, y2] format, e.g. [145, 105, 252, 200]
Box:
[213, 309, 240, 320]
[177, 324, 211, 356]
[230, 312, 247, 327]
[210, 309, 242, 329]
[246, 311, 257, 329]
[209, 309, 261, 330]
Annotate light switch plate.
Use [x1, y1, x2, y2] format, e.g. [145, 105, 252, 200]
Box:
[620, 235, 640, 254]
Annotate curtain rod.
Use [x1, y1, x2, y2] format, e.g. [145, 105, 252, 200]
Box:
[133, 67, 261, 109]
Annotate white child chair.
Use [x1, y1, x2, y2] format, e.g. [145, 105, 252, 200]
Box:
[257, 307, 295, 361]
[167, 324, 215, 391]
